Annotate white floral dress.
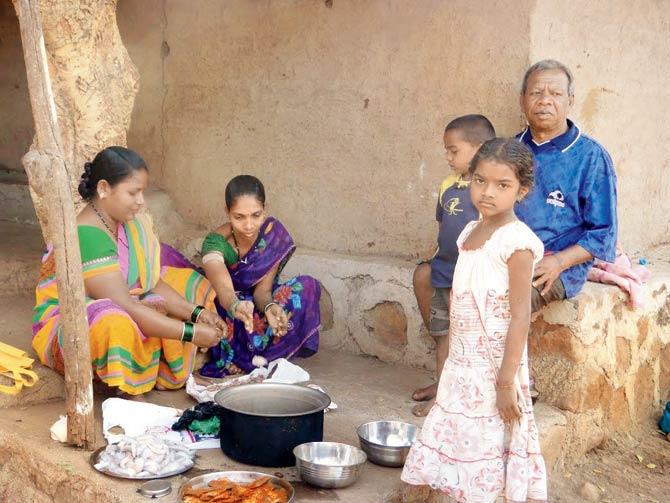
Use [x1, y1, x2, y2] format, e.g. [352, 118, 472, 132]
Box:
[402, 220, 548, 502]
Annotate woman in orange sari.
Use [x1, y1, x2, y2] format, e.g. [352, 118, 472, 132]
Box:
[32, 147, 226, 396]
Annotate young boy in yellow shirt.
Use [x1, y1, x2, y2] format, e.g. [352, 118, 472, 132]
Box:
[411, 114, 495, 416]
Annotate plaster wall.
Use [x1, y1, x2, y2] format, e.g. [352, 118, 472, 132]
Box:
[0, 0, 33, 173]
[529, 0, 670, 254]
[119, 0, 532, 258]
[119, 0, 670, 258]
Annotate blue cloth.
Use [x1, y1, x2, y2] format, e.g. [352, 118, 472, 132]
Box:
[515, 120, 617, 298]
[431, 176, 479, 288]
[660, 401, 670, 434]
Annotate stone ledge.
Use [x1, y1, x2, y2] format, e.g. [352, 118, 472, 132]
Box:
[282, 249, 434, 371]
[529, 263, 670, 458]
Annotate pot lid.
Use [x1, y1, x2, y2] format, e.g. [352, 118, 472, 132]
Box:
[214, 383, 331, 417]
[137, 480, 172, 498]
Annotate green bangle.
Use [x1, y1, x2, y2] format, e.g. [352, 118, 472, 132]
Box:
[181, 321, 195, 343]
[227, 298, 241, 318]
[191, 305, 205, 322]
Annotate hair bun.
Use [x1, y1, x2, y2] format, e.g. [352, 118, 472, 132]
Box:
[78, 161, 95, 199]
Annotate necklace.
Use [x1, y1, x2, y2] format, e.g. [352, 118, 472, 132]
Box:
[230, 228, 248, 265]
[91, 202, 116, 237]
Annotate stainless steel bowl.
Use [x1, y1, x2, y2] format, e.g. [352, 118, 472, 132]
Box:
[293, 442, 366, 489]
[179, 471, 294, 502]
[357, 421, 418, 467]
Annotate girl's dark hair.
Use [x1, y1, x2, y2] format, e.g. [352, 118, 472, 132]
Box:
[78, 146, 148, 201]
[225, 175, 266, 209]
[468, 137, 534, 190]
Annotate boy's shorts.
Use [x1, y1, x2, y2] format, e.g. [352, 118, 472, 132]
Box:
[531, 278, 566, 313]
[429, 287, 450, 337]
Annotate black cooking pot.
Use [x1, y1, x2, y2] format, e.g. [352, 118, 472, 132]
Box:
[214, 383, 331, 467]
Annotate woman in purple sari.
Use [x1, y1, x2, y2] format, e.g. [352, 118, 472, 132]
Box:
[198, 175, 320, 377]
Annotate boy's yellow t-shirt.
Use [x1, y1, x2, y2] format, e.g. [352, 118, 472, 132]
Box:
[432, 174, 478, 288]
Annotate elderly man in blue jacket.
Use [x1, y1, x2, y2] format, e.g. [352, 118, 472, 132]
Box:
[516, 60, 618, 311]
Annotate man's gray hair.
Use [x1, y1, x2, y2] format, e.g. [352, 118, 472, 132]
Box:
[521, 59, 575, 96]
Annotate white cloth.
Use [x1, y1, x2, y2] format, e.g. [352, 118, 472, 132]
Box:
[102, 398, 182, 444]
[101, 398, 218, 449]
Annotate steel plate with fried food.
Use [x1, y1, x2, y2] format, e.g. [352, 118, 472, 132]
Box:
[182, 476, 289, 503]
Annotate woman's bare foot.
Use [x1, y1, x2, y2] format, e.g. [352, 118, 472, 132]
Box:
[116, 389, 147, 402]
[412, 382, 438, 402]
[92, 379, 117, 397]
[412, 399, 434, 417]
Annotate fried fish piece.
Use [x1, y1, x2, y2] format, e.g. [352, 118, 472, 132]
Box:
[181, 477, 289, 503]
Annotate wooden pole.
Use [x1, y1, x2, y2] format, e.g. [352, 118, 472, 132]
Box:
[13, 0, 95, 449]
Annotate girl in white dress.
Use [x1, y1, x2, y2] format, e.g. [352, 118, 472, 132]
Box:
[402, 138, 548, 502]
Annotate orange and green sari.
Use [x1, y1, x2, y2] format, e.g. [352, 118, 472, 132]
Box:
[32, 214, 215, 395]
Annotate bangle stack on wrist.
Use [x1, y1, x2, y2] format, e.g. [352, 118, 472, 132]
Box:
[190, 305, 205, 322]
[496, 381, 514, 390]
[181, 321, 195, 342]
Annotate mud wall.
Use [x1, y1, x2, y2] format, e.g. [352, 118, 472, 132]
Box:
[0, 0, 33, 173]
[119, 0, 532, 257]
[119, 0, 670, 257]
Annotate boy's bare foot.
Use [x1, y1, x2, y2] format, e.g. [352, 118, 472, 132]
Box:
[412, 399, 434, 417]
[412, 382, 438, 402]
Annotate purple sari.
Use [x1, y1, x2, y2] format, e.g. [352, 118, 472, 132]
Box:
[198, 217, 320, 377]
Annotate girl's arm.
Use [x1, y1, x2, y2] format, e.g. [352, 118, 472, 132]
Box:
[497, 248, 534, 422]
[253, 263, 288, 336]
[85, 272, 224, 347]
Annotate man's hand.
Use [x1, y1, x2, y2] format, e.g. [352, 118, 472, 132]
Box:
[532, 255, 563, 296]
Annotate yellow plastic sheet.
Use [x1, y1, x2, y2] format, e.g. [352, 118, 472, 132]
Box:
[0, 341, 38, 395]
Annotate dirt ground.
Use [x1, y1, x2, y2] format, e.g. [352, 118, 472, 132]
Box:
[548, 420, 668, 503]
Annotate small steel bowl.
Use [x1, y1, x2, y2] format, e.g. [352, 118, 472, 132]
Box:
[357, 421, 418, 467]
[293, 442, 367, 489]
